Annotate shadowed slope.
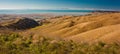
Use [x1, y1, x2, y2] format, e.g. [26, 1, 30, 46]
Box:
[0, 18, 39, 30]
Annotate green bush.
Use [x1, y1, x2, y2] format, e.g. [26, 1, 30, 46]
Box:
[0, 34, 120, 54]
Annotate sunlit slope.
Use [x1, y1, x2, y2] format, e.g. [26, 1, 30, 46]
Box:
[23, 13, 120, 43]
[67, 24, 120, 44]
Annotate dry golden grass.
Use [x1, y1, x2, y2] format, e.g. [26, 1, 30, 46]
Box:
[67, 24, 120, 43]
[0, 18, 20, 26]
[22, 13, 120, 44]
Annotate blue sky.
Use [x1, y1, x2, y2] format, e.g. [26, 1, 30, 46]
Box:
[0, 0, 120, 10]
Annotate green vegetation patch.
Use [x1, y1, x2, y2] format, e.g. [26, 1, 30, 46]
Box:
[0, 34, 120, 54]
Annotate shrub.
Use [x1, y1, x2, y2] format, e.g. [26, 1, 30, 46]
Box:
[0, 34, 120, 54]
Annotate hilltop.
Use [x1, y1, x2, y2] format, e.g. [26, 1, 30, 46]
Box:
[0, 18, 39, 30]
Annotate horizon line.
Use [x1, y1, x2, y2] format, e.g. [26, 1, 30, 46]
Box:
[0, 8, 119, 11]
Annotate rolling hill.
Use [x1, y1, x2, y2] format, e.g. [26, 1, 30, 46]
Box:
[21, 13, 120, 44]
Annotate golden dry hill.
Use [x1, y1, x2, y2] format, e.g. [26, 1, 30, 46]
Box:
[22, 13, 120, 44]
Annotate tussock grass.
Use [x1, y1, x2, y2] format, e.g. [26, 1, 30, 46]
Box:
[0, 34, 120, 54]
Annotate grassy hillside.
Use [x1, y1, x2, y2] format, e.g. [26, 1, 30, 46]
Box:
[0, 13, 120, 54]
[22, 13, 120, 44]
[0, 34, 120, 54]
